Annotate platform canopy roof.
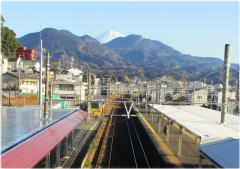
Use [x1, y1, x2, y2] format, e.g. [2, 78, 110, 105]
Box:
[1, 106, 75, 152]
[152, 105, 240, 144]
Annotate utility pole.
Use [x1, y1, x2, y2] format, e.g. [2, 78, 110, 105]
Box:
[39, 39, 43, 106]
[87, 70, 91, 122]
[79, 74, 82, 107]
[44, 52, 50, 118]
[58, 58, 61, 73]
[221, 44, 230, 123]
[192, 82, 195, 105]
[236, 67, 240, 115]
[8, 84, 10, 106]
[210, 80, 214, 109]
[109, 76, 111, 99]
[49, 81, 52, 109]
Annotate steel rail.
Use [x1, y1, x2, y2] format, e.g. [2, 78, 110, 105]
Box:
[108, 116, 117, 168]
[131, 119, 150, 168]
[126, 120, 138, 168]
[95, 117, 112, 168]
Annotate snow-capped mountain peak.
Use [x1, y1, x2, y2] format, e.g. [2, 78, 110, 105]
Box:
[96, 30, 123, 43]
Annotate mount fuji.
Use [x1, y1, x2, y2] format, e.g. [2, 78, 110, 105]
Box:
[96, 30, 123, 43]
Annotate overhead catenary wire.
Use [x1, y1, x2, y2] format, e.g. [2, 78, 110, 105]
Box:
[47, 98, 239, 106]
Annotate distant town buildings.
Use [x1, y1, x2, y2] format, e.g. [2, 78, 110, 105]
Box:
[1, 46, 238, 114]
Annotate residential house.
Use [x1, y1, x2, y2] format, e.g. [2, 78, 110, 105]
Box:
[2, 72, 19, 97]
[22, 60, 39, 74]
[52, 81, 87, 105]
[189, 89, 208, 106]
[19, 74, 39, 93]
[55, 68, 83, 82]
[210, 87, 236, 114]
[7, 57, 23, 72]
[2, 72, 39, 95]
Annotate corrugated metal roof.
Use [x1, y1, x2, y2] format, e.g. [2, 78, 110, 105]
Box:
[200, 138, 240, 168]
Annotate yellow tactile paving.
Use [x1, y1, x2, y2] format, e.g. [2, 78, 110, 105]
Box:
[138, 112, 183, 167]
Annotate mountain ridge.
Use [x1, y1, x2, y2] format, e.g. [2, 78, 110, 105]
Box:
[96, 30, 123, 43]
[17, 28, 238, 84]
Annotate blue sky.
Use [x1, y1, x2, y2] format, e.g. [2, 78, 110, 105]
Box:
[1, 1, 239, 63]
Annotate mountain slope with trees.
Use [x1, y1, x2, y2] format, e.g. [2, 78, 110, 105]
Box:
[18, 28, 238, 83]
[18, 28, 126, 70]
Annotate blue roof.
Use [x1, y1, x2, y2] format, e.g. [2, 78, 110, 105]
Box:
[200, 138, 240, 168]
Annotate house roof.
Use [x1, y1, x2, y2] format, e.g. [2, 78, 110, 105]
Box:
[200, 138, 240, 168]
[22, 60, 36, 65]
[2, 73, 18, 84]
[8, 58, 19, 62]
[3, 72, 39, 81]
[188, 88, 208, 94]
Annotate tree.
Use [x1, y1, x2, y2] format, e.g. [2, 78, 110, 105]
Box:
[1, 26, 20, 57]
[119, 74, 132, 83]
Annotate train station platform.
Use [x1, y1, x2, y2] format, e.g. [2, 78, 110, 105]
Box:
[1, 106, 90, 168]
[134, 105, 240, 168]
[152, 105, 240, 144]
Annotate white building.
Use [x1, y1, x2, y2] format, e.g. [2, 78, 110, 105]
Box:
[1, 57, 8, 73]
[188, 81, 206, 90]
[209, 86, 237, 114]
[189, 89, 208, 106]
[52, 81, 87, 101]
[55, 69, 83, 82]
[34, 62, 45, 72]
[67, 68, 83, 76]
[19, 77, 39, 93]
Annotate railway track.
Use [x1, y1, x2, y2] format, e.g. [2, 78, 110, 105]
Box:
[126, 118, 150, 168]
[93, 105, 168, 168]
